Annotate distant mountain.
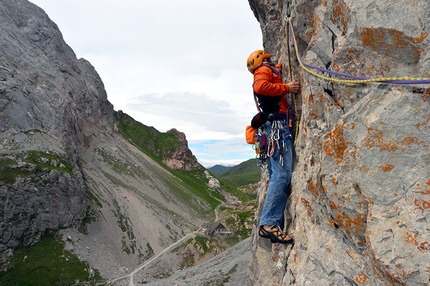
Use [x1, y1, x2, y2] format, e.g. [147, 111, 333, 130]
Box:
[217, 159, 261, 187]
[208, 164, 232, 175]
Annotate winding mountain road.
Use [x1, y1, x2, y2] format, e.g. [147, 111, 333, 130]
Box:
[109, 231, 198, 286]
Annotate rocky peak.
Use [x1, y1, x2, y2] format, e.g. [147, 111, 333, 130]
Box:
[163, 128, 199, 171]
[248, 0, 429, 285]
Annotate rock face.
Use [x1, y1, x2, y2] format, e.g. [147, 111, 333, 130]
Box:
[0, 0, 112, 251]
[248, 0, 430, 285]
[0, 0, 217, 279]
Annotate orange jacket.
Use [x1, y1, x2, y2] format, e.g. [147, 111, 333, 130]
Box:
[253, 64, 289, 114]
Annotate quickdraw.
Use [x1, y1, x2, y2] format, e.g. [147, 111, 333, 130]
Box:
[259, 119, 291, 166]
[255, 119, 291, 166]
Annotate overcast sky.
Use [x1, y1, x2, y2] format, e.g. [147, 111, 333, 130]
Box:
[29, 0, 263, 167]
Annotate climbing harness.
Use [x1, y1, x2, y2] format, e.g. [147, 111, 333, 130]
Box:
[285, 16, 430, 85]
[254, 115, 292, 167]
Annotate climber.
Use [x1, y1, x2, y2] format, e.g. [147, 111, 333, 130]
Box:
[247, 50, 300, 244]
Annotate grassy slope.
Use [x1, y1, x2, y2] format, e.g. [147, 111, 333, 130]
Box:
[115, 111, 259, 265]
[0, 112, 257, 285]
[0, 233, 103, 285]
[115, 112, 253, 206]
[216, 159, 261, 187]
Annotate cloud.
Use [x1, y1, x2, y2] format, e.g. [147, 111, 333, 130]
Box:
[190, 139, 256, 168]
[29, 0, 263, 167]
[123, 91, 245, 140]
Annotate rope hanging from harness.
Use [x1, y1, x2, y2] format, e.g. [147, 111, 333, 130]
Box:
[284, 0, 300, 147]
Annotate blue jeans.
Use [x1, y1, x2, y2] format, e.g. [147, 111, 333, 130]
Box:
[259, 120, 293, 228]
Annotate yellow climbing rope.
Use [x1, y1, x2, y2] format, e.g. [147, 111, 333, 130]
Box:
[285, 12, 429, 146]
[287, 17, 430, 84]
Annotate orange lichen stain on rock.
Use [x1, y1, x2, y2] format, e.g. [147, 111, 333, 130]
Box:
[421, 189, 430, 196]
[359, 165, 370, 172]
[333, 62, 341, 72]
[329, 200, 340, 210]
[363, 128, 398, 151]
[308, 93, 325, 120]
[332, 0, 351, 33]
[404, 231, 419, 246]
[367, 62, 391, 78]
[324, 122, 348, 164]
[390, 29, 411, 48]
[423, 179, 430, 196]
[342, 47, 367, 75]
[308, 92, 325, 104]
[301, 198, 313, 213]
[308, 179, 319, 199]
[414, 198, 430, 209]
[310, 111, 319, 120]
[408, 137, 427, 148]
[378, 164, 395, 172]
[418, 242, 430, 253]
[355, 273, 368, 284]
[416, 117, 429, 130]
[321, 175, 328, 194]
[362, 27, 420, 64]
[403, 136, 427, 148]
[332, 177, 338, 186]
[411, 31, 428, 43]
[362, 28, 384, 48]
[334, 212, 366, 239]
[328, 217, 335, 227]
[363, 128, 427, 152]
[414, 198, 430, 215]
[311, 13, 321, 34]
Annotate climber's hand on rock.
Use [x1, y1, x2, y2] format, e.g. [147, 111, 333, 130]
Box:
[288, 80, 300, 93]
[277, 55, 283, 65]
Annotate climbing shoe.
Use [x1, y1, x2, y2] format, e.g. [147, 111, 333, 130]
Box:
[259, 225, 294, 244]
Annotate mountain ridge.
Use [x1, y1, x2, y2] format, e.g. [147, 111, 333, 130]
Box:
[0, 1, 256, 283]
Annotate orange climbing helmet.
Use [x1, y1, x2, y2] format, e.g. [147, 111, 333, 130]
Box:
[247, 50, 271, 73]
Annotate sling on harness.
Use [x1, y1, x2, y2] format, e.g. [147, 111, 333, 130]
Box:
[253, 113, 293, 167]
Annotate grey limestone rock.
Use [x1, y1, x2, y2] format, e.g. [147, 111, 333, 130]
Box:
[0, 0, 113, 250]
[248, 0, 430, 285]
